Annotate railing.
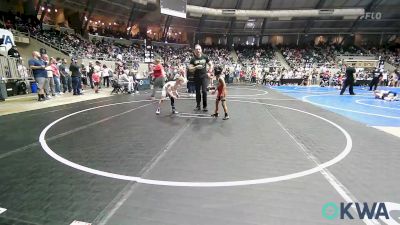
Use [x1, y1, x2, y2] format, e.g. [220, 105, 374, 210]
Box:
[336, 54, 377, 60]
[89, 34, 189, 48]
[13, 28, 72, 56]
[42, 24, 75, 34]
[152, 42, 189, 47]
[0, 55, 31, 80]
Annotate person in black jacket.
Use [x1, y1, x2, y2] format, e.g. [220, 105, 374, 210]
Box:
[69, 58, 82, 95]
[87, 61, 94, 89]
[340, 66, 356, 95]
[188, 44, 213, 112]
[369, 72, 383, 91]
[59, 59, 72, 93]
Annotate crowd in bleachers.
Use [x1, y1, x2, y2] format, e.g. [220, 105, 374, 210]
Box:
[1, 10, 399, 92]
[2, 11, 146, 62]
[204, 47, 234, 67]
[230, 45, 280, 83]
[236, 45, 275, 67]
[31, 28, 146, 62]
[88, 27, 131, 40]
[365, 47, 400, 67]
[282, 45, 338, 69]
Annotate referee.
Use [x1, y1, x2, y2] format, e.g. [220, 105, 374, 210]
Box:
[188, 44, 213, 112]
[340, 66, 356, 95]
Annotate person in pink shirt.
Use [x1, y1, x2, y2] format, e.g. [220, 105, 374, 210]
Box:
[50, 58, 61, 95]
[149, 58, 166, 100]
[92, 68, 101, 93]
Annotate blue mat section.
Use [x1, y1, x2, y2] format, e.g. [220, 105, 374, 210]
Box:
[271, 86, 400, 127]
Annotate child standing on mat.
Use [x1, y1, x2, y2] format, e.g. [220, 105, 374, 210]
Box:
[92, 68, 100, 93]
[156, 76, 186, 115]
[211, 66, 230, 120]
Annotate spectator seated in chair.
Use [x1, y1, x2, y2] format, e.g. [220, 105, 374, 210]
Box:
[110, 75, 128, 94]
[118, 70, 134, 94]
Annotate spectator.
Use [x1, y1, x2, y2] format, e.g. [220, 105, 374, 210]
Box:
[102, 64, 110, 88]
[42, 54, 55, 97]
[50, 57, 61, 95]
[340, 66, 356, 95]
[69, 58, 82, 95]
[28, 51, 48, 101]
[59, 59, 72, 93]
[87, 61, 94, 89]
[150, 58, 166, 100]
[189, 44, 213, 112]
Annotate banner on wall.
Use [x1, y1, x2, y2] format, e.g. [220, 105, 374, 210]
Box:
[0, 29, 15, 55]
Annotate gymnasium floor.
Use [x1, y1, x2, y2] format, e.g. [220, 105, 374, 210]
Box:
[272, 86, 400, 137]
[0, 85, 399, 225]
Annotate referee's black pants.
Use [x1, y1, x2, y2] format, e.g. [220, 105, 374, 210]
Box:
[369, 77, 379, 91]
[340, 79, 355, 95]
[195, 76, 209, 108]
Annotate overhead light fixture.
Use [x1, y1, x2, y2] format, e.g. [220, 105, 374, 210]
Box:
[237, 16, 249, 21]
[343, 16, 358, 20]
[41, 7, 45, 11]
[47, 8, 51, 12]
[222, 9, 236, 14]
[109, 23, 111, 26]
[190, 13, 202, 17]
[55, 9, 58, 13]
[318, 9, 334, 15]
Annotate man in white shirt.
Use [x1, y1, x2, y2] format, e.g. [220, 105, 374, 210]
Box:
[102, 65, 111, 88]
[118, 70, 133, 93]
